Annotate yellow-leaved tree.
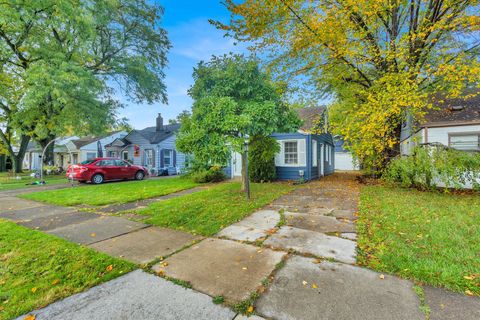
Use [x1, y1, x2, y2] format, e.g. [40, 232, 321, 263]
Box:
[217, 0, 480, 170]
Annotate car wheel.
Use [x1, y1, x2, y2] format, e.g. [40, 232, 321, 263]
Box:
[91, 174, 104, 184]
[135, 171, 145, 181]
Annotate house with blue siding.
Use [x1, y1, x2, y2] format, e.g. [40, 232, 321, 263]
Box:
[228, 131, 335, 181]
[105, 114, 186, 176]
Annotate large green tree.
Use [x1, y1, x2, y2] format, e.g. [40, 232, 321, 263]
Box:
[220, 0, 480, 170]
[0, 0, 170, 172]
[176, 54, 300, 190]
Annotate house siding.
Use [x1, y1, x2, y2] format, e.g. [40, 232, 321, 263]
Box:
[157, 134, 186, 175]
[224, 132, 335, 181]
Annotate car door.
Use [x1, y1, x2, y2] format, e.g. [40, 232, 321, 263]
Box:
[97, 159, 117, 180]
[115, 160, 132, 179]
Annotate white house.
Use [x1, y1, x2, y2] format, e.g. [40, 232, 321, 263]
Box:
[401, 95, 480, 154]
[24, 132, 127, 171]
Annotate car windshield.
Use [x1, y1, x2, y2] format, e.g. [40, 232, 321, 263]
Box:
[80, 159, 96, 165]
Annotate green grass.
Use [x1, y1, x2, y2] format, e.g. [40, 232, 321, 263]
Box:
[0, 172, 67, 191]
[131, 182, 293, 236]
[20, 177, 199, 206]
[0, 220, 135, 320]
[358, 185, 480, 295]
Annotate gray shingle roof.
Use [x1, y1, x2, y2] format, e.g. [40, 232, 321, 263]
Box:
[422, 93, 480, 127]
[134, 124, 181, 144]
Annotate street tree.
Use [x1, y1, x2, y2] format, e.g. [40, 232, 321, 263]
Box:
[0, 0, 170, 172]
[219, 0, 480, 170]
[176, 54, 300, 190]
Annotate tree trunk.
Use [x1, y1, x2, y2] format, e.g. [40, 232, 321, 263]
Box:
[11, 135, 30, 173]
[0, 154, 6, 172]
[38, 134, 56, 166]
[241, 150, 247, 191]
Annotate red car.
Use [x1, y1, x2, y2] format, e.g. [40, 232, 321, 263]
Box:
[66, 158, 149, 184]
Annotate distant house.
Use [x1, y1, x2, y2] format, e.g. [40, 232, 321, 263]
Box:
[401, 94, 480, 154]
[105, 114, 186, 175]
[23, 132, 127, 171]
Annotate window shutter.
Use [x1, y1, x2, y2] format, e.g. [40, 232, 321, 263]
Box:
[160, 149, 164, 168]
[298, 139, 306, 166]
[275, 141, 283, 166]
[173, 150, 177, 167]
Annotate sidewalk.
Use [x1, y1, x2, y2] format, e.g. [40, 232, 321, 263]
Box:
[2, 174, 479, 320]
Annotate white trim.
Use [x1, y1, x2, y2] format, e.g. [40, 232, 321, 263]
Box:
[312, 140, 318, 167]
[275, 139, 307, 167]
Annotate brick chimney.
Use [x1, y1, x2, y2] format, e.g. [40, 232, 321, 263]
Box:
[156, 113, 163, 131]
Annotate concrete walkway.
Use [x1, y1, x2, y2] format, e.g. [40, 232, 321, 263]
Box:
[2, 174, 479, 320]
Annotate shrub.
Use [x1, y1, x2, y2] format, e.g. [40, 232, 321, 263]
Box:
[383, 146, 480, 190]
[248, 135, 279, 182]
[190, 165, 226, 183]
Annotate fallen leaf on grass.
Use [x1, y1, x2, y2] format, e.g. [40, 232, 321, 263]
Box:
[464, 275, 476, 281]
[247, 306, 254, 313]
[51, 279, 60, 285]
[31, 287, 37, 293]
[106, 265, 113, 272]
[465, 290, 474, 296]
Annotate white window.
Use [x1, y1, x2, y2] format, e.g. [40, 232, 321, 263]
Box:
[450, 134, 479, 151]
[275, 139, 306, 167]
[144, 149, 154, 166]
[312, 140, 318, 167]
[164, 149, 172, 167]
[86, 152, 96, 160]
[284, 141, 298, 164]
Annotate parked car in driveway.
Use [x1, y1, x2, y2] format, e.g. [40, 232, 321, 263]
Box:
[66, 158, 149, 184]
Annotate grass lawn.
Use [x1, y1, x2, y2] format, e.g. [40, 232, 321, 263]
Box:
[0, 220, 135, 319]
[20, 177, 199, 206]
[0, 172, 67, 191]
[358, 185, 480, 296]
[131, 181, 294, 236]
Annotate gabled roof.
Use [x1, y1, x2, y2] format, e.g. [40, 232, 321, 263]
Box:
[105, 137, 130, 148]
[296, 106, 326, 131]
[131, 124, 181, 144]
[71, 131, 121, 148]
[422, 93, 480, 127]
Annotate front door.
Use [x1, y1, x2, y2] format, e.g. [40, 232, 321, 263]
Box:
[319, 144, 324, 176]
[232, 152, 242, 177]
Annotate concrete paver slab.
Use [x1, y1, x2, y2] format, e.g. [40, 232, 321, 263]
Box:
[256, 256, 424, 320]
[47, 216, 147, 245]
[264, 226, 356, 264]
[0, 196, 45, 212]
[217, 225, 267, 242]
[18, 270, 235, 320]
[285, 212, 356, 233]
[18, 211, 98, 231]
[89, 226, 202, 264]
[217, 210, 279, 241]
[153, 238, 285, 302]
[424, 286, 480, 320]
[0, 205, 72, 222]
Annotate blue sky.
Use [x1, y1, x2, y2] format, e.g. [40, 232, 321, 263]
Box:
[119, 0, 247, 129]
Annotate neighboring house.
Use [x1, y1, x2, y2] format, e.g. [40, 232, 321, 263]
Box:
[23, 132, 127, 171]
[24, 136, 79, 171]
[334, 137, 360, 171]
[300, 106, 359, 172]
[401, 94, 480, 154]
[105, 114, 186, 175]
